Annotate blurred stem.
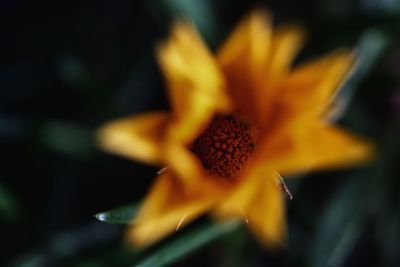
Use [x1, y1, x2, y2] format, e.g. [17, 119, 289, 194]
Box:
[133, 220, 240, 267]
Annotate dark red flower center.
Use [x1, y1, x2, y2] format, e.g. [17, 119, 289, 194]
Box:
[192, 116, 255, 179]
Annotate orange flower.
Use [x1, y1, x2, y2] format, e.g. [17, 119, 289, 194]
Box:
[97, 10, 372, 248]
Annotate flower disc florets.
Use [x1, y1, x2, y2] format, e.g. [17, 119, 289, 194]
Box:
[192, 116, 255, 179]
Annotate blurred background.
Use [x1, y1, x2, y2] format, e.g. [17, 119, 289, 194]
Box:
[1, 0, 399, 266]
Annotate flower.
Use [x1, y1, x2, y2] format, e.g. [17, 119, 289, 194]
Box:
[97, 10, 372, 248]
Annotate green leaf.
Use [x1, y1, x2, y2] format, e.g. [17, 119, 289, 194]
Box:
[133, 220, 240, 267]
[95, 204, 137, 225]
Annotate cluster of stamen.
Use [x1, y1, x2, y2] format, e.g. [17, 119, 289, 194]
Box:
[192, 116, 255, 179]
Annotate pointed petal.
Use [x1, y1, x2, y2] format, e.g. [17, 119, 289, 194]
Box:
[97, 112, 169, 164]
[158, 22, 231, 144]
[217, 10, 272, 71]
[279, 50, 354, 121]
[247, 171, 286, 247]
[268, 24, 305, 84]
[217, 10, 304, 125]
[214, 165, 266, 219]
[127, 173, 218, 247]
[214, 166, 286, 247]
[217, 10, 272, 122]
[264, 122, 373, 176]
[258, 24, 304, 124]
[166, 90, 224, 144]
[164, 140, 238, 194]
[164, 142, 207, 187]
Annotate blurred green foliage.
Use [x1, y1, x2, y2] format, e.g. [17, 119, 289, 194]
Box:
[1, 0, 400, 266]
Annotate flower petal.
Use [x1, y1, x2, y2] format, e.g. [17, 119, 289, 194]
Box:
[217, 10, 272, 72]
[214, 166, 285, 247]
[97, 112, 169, 164]
[164, 142, 207, 187]
[127, 172, 218, 247]
[263, 122, 373, 176]
[158, 21, 231, 144]
[268, 24, 305, 84]
[214, 165, 267, 219]
[279, 50, 354, 122]
[217, 10, 304, 125]
[217, 10, 272, 122]
[164, 141, 237, 194]
[258, 24, 304, 124]
[246, 171, 286, 247]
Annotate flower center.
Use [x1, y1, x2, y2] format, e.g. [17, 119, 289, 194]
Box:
[192, 116, 255, 179]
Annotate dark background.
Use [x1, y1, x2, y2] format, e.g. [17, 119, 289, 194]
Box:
[1, 0, 399, 266]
